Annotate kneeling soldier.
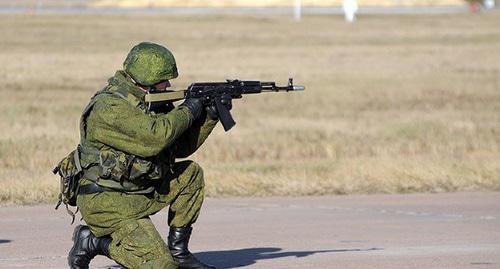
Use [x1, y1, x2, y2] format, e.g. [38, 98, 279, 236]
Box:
[66, 42, 223, 269]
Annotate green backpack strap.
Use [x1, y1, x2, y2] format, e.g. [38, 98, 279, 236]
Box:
[79, 83, 147, 146]
[79, 89, 111, 145]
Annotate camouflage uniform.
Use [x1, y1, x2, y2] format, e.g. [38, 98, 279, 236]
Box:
[76, 70, 217, 268]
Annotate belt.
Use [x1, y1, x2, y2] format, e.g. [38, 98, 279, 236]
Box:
[78, 183, 117, 195]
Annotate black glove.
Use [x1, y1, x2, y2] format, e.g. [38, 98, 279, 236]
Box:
[206, 95, 232, 120]
[180, 98, 204, 120]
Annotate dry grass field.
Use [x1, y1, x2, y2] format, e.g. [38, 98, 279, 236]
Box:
[0, 12, 499, 205]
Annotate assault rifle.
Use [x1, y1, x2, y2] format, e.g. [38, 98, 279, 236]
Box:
[145, 78, 305, 131]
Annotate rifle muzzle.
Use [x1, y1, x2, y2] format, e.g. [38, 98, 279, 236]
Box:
[292, 85, 305, 91]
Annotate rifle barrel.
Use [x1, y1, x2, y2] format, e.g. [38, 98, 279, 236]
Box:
[260, 85, 305, 92]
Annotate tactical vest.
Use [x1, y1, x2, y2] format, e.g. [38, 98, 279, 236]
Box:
[76, 83, 173, 194]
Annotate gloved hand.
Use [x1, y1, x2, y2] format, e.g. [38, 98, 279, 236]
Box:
[180, 98, 204, 120]
[206, 95, 232, 120]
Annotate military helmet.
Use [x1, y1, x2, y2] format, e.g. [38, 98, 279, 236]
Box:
[123, 42, 178, 86]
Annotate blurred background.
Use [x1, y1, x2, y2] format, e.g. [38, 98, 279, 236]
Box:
[0, 0, 498, 204]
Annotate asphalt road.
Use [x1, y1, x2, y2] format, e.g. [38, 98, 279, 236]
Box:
[0, 6, 474, 15]
[0, 192, 499, 269]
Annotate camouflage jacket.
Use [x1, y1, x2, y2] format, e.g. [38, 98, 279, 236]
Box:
[78, 70, 217, 192]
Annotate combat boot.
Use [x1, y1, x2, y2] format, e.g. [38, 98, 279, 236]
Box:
[68, 225, 112, 269]
[168, 226, 216, 269]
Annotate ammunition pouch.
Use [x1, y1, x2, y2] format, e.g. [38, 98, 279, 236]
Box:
[78, 145, 172, 194]
[53, 146, 92, 223]
[53, 149, 82, 208]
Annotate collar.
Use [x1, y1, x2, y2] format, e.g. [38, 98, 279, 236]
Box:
[108, 70, 147, 101]
[107, 70, 147, 110]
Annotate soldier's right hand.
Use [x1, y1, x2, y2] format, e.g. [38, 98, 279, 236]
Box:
[180, 98, 204, 120]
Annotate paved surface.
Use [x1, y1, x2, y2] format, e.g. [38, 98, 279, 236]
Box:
[0, 192, 499, 269]
[0, 6, 474, 15]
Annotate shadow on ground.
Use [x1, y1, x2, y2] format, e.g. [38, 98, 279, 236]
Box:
[102, 247, 382, 269]
[0, 240, 11, 244]
[195, 247, 383, 268]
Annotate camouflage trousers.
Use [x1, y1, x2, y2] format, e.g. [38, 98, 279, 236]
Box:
[77, 160, 206, 269]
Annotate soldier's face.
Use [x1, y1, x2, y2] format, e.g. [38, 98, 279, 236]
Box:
[153, 80, 171, 92]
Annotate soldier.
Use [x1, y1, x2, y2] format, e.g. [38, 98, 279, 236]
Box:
[66, 42, 227, 269]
